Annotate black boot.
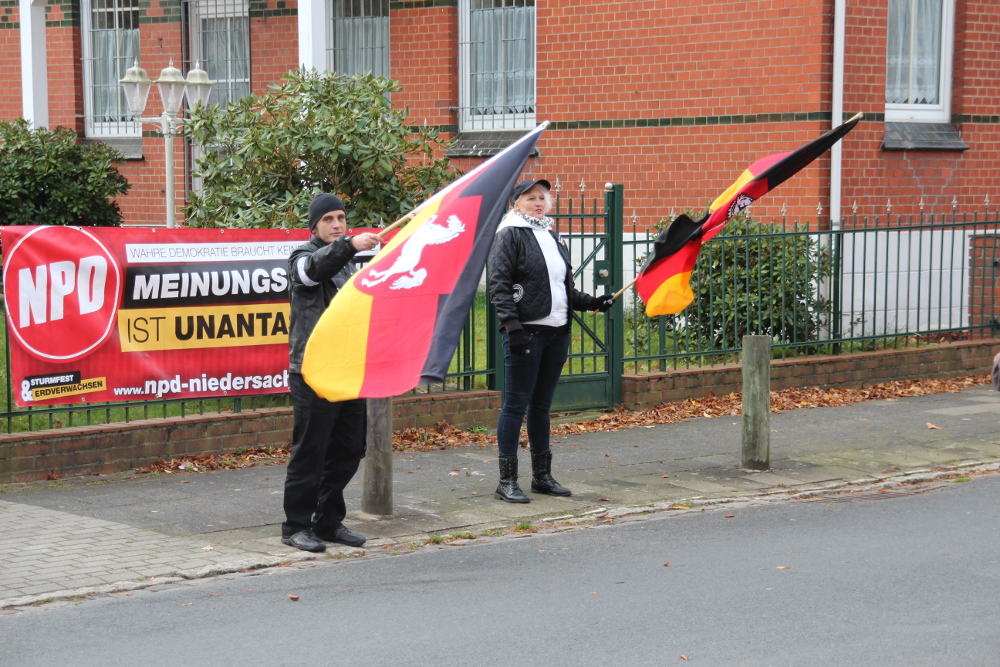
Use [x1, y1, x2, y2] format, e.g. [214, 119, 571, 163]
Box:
[494, 456, 529, 503]
[530, 451, 572, 496]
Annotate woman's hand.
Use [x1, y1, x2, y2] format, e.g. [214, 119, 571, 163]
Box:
[594, 295, 615, 312]
[508, 330, 531, 355]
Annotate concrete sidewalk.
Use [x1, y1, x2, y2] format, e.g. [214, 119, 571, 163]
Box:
[2, 384, 999, 609]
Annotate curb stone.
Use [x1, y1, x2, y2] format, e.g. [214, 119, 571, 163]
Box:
[0, 551, 322, 609]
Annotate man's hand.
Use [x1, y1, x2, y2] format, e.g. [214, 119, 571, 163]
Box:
[351, 232, 382, 252]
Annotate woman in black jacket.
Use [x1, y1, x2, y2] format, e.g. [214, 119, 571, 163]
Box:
[487, 179, 614, 503]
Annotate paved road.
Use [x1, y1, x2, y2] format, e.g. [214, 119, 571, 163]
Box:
[2, 385, 998, 608]
[2, 473, 997, 666]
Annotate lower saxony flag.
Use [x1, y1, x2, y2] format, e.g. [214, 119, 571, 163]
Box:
[302, 122, 547, 402]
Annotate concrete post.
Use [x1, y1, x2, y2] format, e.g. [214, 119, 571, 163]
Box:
[362, 397, 393, 516]
[741, 335, 771, 470]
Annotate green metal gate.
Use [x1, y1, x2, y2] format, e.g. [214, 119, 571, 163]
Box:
[488, 184, 624, 412]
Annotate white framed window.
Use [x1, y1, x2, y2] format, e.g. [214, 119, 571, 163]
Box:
[81, 0, 141, 138]
[458, 0, 535, 131]
[885, 0, 955, 123]
[327, 0, 390, 78]
[186, 0, 251, 107]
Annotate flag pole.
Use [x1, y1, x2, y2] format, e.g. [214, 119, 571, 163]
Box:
[376, 210, 416, 240]
[612, 276, 638, 301]
[844, 112, 863, 124]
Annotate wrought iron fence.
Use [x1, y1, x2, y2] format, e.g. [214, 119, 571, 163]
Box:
[2, 205, 996, 432]
[622, 210, 1000, 374]
[0, 191, 608, 432]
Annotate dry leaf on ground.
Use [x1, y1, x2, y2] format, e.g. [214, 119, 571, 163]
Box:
[134, 375, 988, 474]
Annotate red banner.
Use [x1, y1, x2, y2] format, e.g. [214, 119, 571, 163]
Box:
[1, 226, 329, 406]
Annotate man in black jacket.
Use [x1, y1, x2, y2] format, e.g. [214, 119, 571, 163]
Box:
[281, 193, 381, 553]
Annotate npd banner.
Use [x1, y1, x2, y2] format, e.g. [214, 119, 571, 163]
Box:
[2, 226, 313, 407]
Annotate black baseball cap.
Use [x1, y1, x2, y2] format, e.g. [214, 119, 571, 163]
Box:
[509, 179, 552, 206]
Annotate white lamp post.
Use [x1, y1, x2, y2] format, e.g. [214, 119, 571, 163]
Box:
[119, 60, 214, 228]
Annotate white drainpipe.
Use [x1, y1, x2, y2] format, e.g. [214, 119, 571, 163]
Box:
[830, 0, 846, 229]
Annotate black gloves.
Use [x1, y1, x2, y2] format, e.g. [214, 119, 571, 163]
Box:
[594, 294, 615, 312]
[508, 329, 531, 356]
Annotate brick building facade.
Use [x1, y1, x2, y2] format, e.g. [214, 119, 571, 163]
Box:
[3, 0, 998, 229]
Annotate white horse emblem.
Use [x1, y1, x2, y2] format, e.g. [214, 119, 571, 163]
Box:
[361, 214, 466, 290]
[726, 193, 756, 219]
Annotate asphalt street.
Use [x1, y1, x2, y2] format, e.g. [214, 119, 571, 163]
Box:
[2, 472, 997, 666]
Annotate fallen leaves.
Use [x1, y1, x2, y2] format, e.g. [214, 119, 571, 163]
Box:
[680, 655, 690, 660]
[776, 566, 792, 569]
[393, 421, 496, 453]
[132, 375, 988, 475]
[669, 504, 693, 510]
[136, 444, 292, 474]
[201, 545, 214, 551]
[598, 497, 611, 502]
[287, 594, 299, 602]
[663, 563, 670, 567]
[724, 514, 736, 518]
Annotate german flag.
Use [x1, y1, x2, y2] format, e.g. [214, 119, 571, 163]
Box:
[302, 122, 547, 402]
[637, 115, 861, 317]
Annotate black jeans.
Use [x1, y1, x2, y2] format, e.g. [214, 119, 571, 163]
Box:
[496, 329, 570, 458]
[282, 373, 366, 537]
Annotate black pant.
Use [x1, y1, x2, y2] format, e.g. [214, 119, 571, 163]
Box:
[282, 373, 366, 537]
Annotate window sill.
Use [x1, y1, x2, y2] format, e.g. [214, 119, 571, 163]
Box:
[881, 122, 968, 151]
[83, 137, 144, 160]
[444, 130, 541, 158]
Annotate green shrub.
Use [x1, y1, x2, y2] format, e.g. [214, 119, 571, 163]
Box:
[0, 118, 130, 227]
[181, 69, 457, 229]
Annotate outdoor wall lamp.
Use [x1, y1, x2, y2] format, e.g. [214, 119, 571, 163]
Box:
[119, 61, 214, 228]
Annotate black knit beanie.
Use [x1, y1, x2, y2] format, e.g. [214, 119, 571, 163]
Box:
[308, 194, 346, 231]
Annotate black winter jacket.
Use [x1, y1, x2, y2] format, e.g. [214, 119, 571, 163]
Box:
[488, 225, 602, 333]
[287, 234, 359, 373]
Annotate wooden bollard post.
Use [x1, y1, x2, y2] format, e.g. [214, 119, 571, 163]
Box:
[741, 335, 771, 470]
[362, 397, 393, 516]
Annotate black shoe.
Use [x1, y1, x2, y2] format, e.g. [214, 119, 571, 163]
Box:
[530, 450, 572, 496]
[315, 524, 367, 548]
[494, 456, 530, 503]
[281, 528, 327, 553]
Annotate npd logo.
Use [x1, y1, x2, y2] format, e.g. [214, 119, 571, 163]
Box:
[4, 227, 121, 361]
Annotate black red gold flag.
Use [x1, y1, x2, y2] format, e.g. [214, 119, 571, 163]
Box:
[637, 116, 861, 316]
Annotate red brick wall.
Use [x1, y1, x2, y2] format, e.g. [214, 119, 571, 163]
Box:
[0, 390, 503, 484]
[391, 4, 457, 129]
[250, 9, 298, 95]
[0, 4, 23, 118]
[622, 339, 999, 411]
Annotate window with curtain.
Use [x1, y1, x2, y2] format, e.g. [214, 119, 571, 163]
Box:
[459, 0, 535, 130]
[186, 0, 251, 108]
[328, 0, 390, 78]
[82, 0, 141, 137]
[885, 0, 954, 122]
